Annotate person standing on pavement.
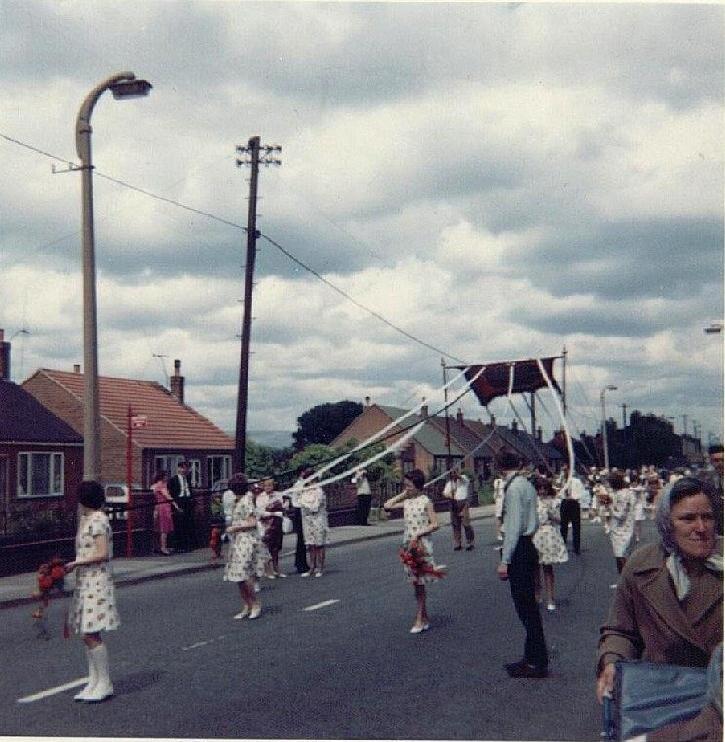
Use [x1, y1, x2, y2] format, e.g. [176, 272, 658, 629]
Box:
[384, 469, 445, 634]
[152, 470, 179, 556]
[496, 451, 549, 678]
[290, 467, 311, 574]
[559, 472, 584, 555]
[168, 461, 195, 552]
[443, 470, 474, 551]
[65, 481, 119, 702]
[352, 469, 373, 526]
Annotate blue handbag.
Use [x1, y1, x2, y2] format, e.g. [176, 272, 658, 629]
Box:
[605, 660, 708, 740]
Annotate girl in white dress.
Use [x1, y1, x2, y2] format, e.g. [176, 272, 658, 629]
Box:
[606, 471, 637, 573]
[532, 478, 568, 611]
[384, 469, 444, 634]
[65, 481, 119, 703]
[299, 480, 329, 577]
[223, 475, 261, 619]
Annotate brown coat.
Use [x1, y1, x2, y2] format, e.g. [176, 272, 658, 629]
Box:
[598, 542, 723, 673]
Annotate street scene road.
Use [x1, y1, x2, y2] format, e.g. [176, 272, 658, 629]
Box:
[0, 516, 651, 741]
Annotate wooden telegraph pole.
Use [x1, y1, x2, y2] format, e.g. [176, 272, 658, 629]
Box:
[234, 137, 281, 472]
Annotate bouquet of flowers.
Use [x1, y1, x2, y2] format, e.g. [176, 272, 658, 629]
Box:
[32, 556, 66, 619]
[398, 539, 446, 580]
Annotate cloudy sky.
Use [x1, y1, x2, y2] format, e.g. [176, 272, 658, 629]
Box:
[0, 1, 722, 447]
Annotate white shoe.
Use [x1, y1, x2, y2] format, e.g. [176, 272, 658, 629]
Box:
[409, 624, 425, 634]
[248, 604, 262, 620]
[84, 645, 113, 702]
[314, 570, 323, 578]
[609, 583, 618, 589]
[74, 647, 97, 701]
[233, 606, 250, 620]
[266, 573, 276, 580]
[547, 603, 556, 612]
[300, 571, 312, 578]
[275, 572, 287, 578]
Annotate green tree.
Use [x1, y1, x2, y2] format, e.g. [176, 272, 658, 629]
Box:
[292, 400, 363, 450]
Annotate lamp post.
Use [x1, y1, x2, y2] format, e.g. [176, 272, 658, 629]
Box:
[600, 385, 617, 471]
[75, 72, 152, 480]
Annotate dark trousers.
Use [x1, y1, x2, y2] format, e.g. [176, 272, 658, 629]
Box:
[508, 535, 548, 670]
[291, 507, 309, 573]
[356, 495, 372, 525]
[450, 501, 474, 547]
[172, 498, 196, 551]
[560, 499, 581, 554]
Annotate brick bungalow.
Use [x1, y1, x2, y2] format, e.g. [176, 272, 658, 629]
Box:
[22, 361, 234, 489]
[0, 379, 84, 533]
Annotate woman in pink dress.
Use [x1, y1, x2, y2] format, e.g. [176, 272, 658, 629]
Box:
[152, 471, 178, 555]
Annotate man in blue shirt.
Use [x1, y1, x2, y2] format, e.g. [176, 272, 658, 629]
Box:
[496, 451, 549, 678]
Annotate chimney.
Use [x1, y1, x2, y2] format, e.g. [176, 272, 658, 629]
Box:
[489, 413, 496, 426]
[511, 419, 518, 432]
[170, 359, 185, 404]
[537, 426, 543, 441]
[73, 364, 81, 374]
[0, 329, 9, 381]
[420, 398, 428, 418]
[364, 395, 371, 407]
[456, 408, 464, 425]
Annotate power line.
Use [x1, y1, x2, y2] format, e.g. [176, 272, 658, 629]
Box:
[1, 130, 466, 365]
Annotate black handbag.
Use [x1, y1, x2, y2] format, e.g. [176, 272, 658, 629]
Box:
[605, 660, 708, 740]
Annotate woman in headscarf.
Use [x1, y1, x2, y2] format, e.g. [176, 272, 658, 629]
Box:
[596, 477, 723, 704]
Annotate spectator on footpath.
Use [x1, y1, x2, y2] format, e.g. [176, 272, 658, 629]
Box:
[559, 472, 584, 555]
[152, 470, 179, 556]
[168, 461, 195, 551]
[352, 468, 372, 526]
[443, 469, 474, 551]
[496, 451, 549, 679]
[289, 467, 311, 574]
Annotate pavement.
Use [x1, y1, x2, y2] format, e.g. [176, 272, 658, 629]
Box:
[0, 503, 496, 610]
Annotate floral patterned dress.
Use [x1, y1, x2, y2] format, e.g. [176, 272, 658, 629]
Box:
[402, 494, 440, 585]
[609, 488, 636, 558]
[224, 493, 259, 583]
[532, 498, 569, 565]
[300, 486, 329, 546]
[69, 510, 120, 634]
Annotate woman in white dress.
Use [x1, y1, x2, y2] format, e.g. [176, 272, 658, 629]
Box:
[606, 470, 637, 573]
[298, 478, 329, 577]
[224, 475, 261, 619]
[383, 469, 444, 634]
[65, 481, 120, 703]
[532, 477, 568, 611]
[632, 477, 647, 543]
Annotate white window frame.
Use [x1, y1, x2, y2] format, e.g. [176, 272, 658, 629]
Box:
[17, 451, 64, 498]
[188, 459, 201, 487]
[207, 455, 231, 487]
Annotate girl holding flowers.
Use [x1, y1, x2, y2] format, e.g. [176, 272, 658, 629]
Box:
[384, 469, 445, 634]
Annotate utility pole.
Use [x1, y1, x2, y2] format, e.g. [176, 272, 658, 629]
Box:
[234, 136, 281, 472]
[442, 358, 452, 472]
[622, 403, 627, 429]
[530, 392, 536, 437]
[682, 414, 688, 436]
[561, 346, 567, 417]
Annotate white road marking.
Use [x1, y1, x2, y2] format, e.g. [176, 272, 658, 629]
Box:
[182, 640, 213, 651]
[303, 599, 340, 612]
[17, 677, 88, 704]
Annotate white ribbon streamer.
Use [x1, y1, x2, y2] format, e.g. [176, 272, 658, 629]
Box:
[536, 357, 575, 493]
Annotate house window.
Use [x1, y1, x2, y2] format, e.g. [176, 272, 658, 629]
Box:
[207, 456, 231, 487]
[153, 455, 184, 479]
[189, 459, 201, 487]
[17, 452, 64, 498]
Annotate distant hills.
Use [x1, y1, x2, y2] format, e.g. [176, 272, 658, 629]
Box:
[247, 430, 294, 449]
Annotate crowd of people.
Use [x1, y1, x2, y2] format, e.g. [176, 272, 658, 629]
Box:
[57, 440, 722, 741]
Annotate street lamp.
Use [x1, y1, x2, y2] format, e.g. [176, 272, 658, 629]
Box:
[75, 72, 152, 480]
[704, 322, 723, 335]
[600, 384, 617, 471]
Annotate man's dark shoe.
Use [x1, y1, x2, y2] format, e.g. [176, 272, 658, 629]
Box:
[504, 660, 526, 674]
[453, 546, 462, 551]
[465, 544, 475, 551]
[506, 662, 548, 679]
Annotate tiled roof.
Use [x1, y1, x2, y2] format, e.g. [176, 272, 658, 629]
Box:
[32, 369, 233, 450]
[378, 405, 467, 457]
[0, 380, 83, 444]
